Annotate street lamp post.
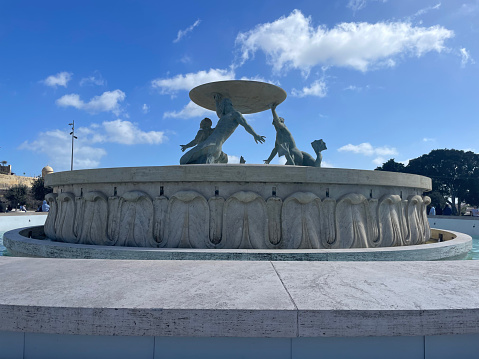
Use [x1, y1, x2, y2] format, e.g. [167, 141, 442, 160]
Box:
[69, 121, 78, 171]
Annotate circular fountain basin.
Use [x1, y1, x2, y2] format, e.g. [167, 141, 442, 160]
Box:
[3, 227, 472, 260]
[38, 165, 435, 250]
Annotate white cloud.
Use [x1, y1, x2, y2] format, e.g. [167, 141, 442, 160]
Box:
[422, 137, 435, 142]
[291, 80, 327, 98]
[406, 3, 441, 21]
[56, 90, 126, 116]
[277, 156, 287, 165]
[180, 56, 192, 64]
[460, 48, 475, 67]
[142, 104, 150, 114]
[372, 156, 386, 166]
[347, 0, 387, 13]
[43, 72, 72, 88]
[19, 120, 167, 171]
[227, 155, 241, 164]
[19, 129, 107, 171]
[173, 19, 201, 43]
[152, 68, 235, 95]
[338, 142, 398, 157]
[163, 101, 216, 119]
[102, 120, 166, 145]
[80, 73, 106, 86]
[236, 9, 454, 73]
[321, 160, 334, 168]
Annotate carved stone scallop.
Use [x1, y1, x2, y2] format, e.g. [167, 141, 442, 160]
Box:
[77, 191, 110, 245]
[116, 191, 156, 247]
[167, 191, 209, 248]
[406, 195, 425, 245]
[208, 196, 225, 248]
[282, 192, 321, 249]
[55, 192, 77, 243]
[366, 199, 380, 247]
[223, 191, 268, 249]
[320, 198, 336, 248]
[335, 193, 368, 249]
[378, 195, 403, 247]
[266, 197, 282, 247]
[153, 195, 169, 248]
[108, 196, 121, 243]
[421, 196, 432, 244]
[44, 193, 58, 240]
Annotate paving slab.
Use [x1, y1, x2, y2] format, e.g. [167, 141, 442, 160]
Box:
[272, 261, 479, 337]
[0, 257, 296, 337]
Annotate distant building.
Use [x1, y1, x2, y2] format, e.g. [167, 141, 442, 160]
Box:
[0, 164, 11, 175]
[42, 165, 54, 178]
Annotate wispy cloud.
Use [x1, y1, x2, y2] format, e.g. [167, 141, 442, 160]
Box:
[142, 104, 150, 114]
[460, 48, 475, 67]
[236, 9, 454, 74]
[291, 80, 327, 98]
[344, 85, 371, 91]
[407, 3, 441, 21]
[338, 142, 398, 165]
[56, 90, 126, 116]
[101, 120, 166, 145]
[422, 137, 436, 142]
[80, 72, 106, 86]
[347, 0, 387, 14]
[19, 129, 106, 170]
[19, 120, 167, 171]
[163, 101, 215, 119]
[173, 19, 201, 43]
[152, 68, 235, 96]
[42, 72, 72, 88]
[338, 142, 397, 156]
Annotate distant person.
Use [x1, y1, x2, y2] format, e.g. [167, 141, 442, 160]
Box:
[443, 204, 452, 216]
[471, 207, 479, 217]
[20, 205, 27, 212]
[429, 206, 436, 216]
[436, 206, 443, 215]
[7, 204, 12, 212]
[41, 200, 50, 212]
[36, 204, 42, 212]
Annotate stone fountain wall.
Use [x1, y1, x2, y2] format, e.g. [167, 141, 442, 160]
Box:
[43, 165, 432, 249]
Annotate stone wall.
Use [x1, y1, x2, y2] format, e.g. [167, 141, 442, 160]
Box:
[0, 173, 35, 190]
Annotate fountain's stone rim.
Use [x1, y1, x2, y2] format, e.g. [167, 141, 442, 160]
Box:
[45, 165, 432, 190]
[2, 227, 472, 261]
[189, 80, 287, 114]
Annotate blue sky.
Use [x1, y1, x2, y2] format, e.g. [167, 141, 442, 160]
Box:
[1, 0, 478, 176]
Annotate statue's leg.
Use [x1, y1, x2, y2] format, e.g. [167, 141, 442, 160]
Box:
[290, 147, 304, 166]
[301, 152, 316, 167]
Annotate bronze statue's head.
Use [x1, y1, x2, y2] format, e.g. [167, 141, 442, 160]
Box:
[200, 118, 212, 129]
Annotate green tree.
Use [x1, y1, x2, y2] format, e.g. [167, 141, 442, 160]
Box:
[5, 184, 29, 207]
[31, 176, 53, 201]
[427, 190, 447, 212]
[375, 159, 406, 172]
[406, 149, 479, 215]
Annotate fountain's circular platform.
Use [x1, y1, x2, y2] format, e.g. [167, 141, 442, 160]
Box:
[3, 227, 472, 261]
[39, 165, 436, 251]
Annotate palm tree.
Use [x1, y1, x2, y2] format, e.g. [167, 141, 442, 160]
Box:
[0, 160, 7, 167]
